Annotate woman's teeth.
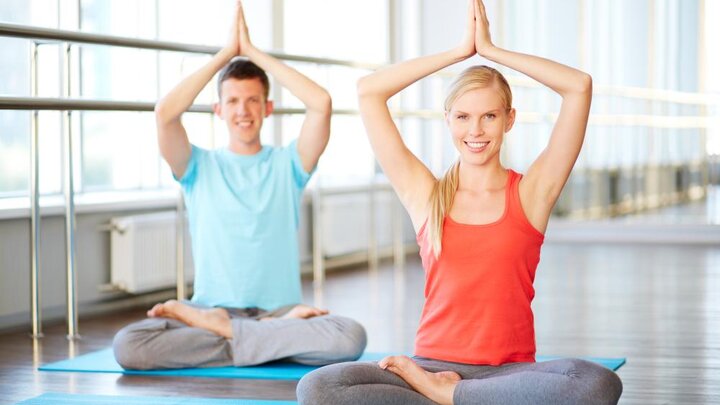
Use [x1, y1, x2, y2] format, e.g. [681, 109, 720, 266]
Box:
[466, 141, 489, 148]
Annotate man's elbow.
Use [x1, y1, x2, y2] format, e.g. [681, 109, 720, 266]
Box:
[154, 98, 174, 125]
[317, 90, 332, 115]
[306, 90, 332, 116]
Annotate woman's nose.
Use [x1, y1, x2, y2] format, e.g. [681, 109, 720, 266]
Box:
[470, 120, 484, 136]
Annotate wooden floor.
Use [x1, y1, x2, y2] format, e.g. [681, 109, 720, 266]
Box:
[1, 242, 719, 404]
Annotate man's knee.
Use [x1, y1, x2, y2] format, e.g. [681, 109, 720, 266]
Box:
[325, 316, 367, 361]
[112, 319, 163, 370]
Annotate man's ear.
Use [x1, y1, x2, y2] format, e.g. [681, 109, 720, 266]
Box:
[265, 100, 274, 117]
[505, 108, 516, 132]
[213, 102, 222, 118]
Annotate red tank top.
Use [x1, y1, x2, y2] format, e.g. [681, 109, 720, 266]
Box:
[414, 170, 544, 365]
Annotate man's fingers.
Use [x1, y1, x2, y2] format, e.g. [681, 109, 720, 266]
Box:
[236, 0, 247, 26]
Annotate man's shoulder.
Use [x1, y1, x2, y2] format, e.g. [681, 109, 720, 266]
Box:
[264, 143, 297, 163]
[189, 144, 212, 157]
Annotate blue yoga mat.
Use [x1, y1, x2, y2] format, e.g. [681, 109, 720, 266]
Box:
[17, 392, 296, 404]
[39, 349, 385, 380]
[39, 348, 625, 380]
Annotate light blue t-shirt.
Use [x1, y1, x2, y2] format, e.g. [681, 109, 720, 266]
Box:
[177, 140, 312, 310]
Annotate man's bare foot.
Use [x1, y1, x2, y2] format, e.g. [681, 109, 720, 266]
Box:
[260, 304, 329, 321]
[281, 304, 329, 319]
[378, 355, 461, 405]
[147, 300, 233, 338]
[147, 300, 178, 318]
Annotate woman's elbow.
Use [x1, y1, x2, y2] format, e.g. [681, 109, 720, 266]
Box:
[577, 73, 593, 94]
[356, 75, 378, 99]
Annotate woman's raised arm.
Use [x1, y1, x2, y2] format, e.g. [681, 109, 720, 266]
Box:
[473, 0, 592, 232]
[357, 0, 477, 230]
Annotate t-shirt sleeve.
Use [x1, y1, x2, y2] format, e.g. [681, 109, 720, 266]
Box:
[175, 145, 202, 189]
[287, 139, 314, 189]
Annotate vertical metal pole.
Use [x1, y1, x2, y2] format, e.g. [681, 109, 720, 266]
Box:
[388, 0, 397, 64]
[175, 191, 186, 300]
[76, 0, 85, 186]
[312, 187, 324, 308]
[31, 333, 43, 368]
[30, 41, 43, 339]
[63, 42, 79, 340]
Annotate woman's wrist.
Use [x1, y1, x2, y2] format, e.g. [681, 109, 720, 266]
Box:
[449, 47, 474, 63]
[477, 45, 501, 61]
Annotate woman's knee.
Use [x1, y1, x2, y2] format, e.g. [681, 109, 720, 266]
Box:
[591, 365, 623, 404]
[297, 363, 345, 405]
[566, 359, 623, 404]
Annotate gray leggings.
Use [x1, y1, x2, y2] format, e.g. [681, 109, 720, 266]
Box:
[297, 356, 622, 405]
[112, 303, 367, 370]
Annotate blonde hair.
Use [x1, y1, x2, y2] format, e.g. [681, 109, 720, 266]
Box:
[443, 65, 512, 112]
[427, 66, 512, 257]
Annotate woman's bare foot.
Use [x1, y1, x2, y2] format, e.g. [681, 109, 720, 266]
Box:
[378, 355, 461, 405]
[261, 304, 329, 321]
[147, 300, 233, 338]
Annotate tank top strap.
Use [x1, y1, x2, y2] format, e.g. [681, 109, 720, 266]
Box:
[505, 169, 523, 219]
[505, 169, 544, 238]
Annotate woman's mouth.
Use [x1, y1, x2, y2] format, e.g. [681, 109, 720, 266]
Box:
[464, 140, 489, 152]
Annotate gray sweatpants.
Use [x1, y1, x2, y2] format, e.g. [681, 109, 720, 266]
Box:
[112, 303, 367, 370]
[297, 356, 622, 405]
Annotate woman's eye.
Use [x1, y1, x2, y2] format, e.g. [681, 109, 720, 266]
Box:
[485, 113, 496, 119]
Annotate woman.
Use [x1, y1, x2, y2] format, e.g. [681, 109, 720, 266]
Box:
[297, 0, 622, 404]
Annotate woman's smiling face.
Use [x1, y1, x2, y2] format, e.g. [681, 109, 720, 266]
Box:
[446, 86, 515, 167]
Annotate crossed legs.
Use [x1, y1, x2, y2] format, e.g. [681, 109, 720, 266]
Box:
[113, 300, 366, 370]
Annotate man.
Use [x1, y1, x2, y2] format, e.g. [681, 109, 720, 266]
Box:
[113, 1, 366, 370]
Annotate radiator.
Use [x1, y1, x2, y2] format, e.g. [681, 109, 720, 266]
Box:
[110, 211, 193, 293]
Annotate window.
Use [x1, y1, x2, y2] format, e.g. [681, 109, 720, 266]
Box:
[281, 0, 388, 183]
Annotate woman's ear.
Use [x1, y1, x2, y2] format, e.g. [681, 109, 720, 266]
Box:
[505, 108, 516, 132]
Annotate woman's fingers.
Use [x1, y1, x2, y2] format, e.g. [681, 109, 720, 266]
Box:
[456, 0, 476, 58]
[474, 0, 494, 55]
